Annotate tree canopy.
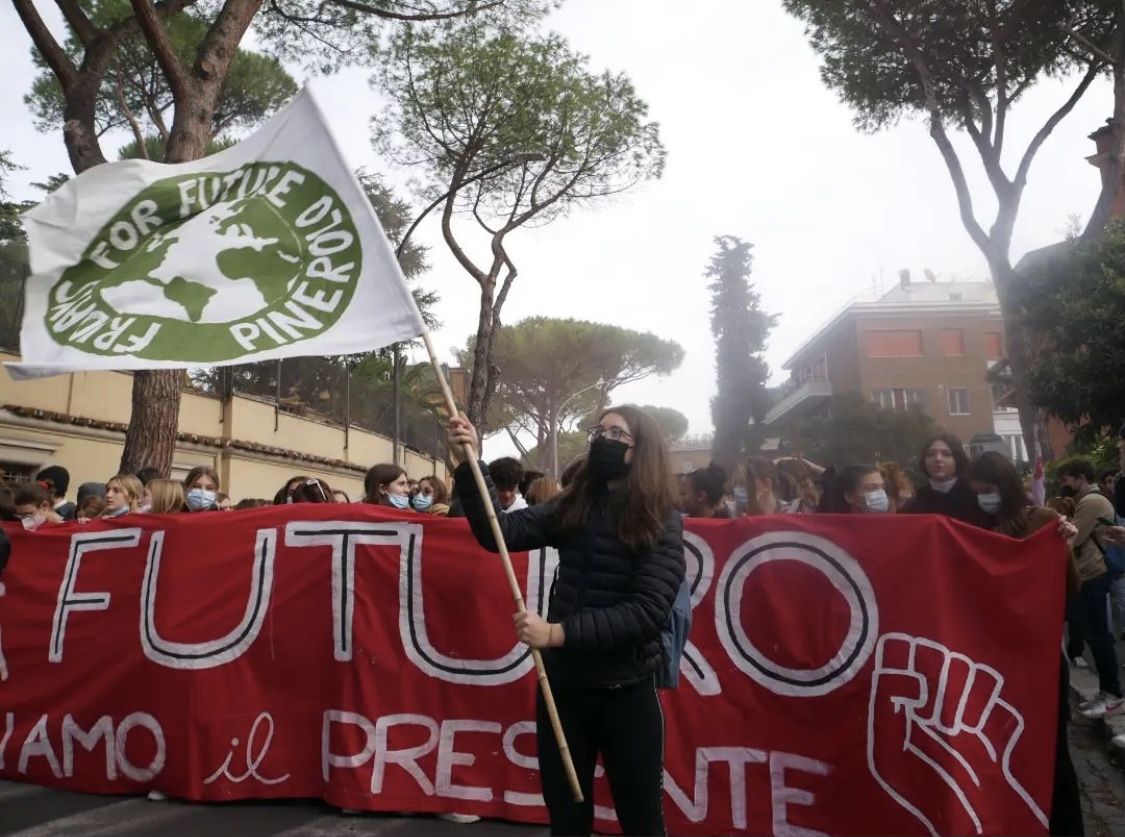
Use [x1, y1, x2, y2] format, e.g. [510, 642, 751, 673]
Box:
[706, 235, 776, 470]
[783, 393, 939, 477]
[0, 153, 32, 351]
[1022, 223, 1125, 445]
[24, 0, 298, 158]
[461, 317, 683, 472]
[527, 404, 688, 471]
[783, 1, 1113, 132]
[12, 0, 536, 475]
[782, 0, 1120, 460]
[373, 23, 665, 427]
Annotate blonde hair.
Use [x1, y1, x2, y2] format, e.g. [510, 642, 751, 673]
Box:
[147, 479, 185, 514]
[106, 474, 143, 511]
[526, 476, 562, 505]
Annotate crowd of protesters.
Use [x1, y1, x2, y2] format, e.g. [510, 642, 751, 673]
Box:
[2, 410, 1124, 835]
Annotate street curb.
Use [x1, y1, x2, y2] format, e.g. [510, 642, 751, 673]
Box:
[1067, 661, 1125, 760]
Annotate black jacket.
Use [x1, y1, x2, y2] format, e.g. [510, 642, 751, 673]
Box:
[454, 461, 685, 690]
[0, 527, 9, 578]
[902, 479, 986, 526]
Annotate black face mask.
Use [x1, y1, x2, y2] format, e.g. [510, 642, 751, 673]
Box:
[1059, 485, 1078, 498]
[587, 437, 631, 482]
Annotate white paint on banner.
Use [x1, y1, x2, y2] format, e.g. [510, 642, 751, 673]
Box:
[204, 712, 289, 786]
[435, 720, 501, 802]
[50, 529, 142, 663]
[713, 530, 878, 698]
[770, 751, 832, 837]
[141, 529, 276, 669]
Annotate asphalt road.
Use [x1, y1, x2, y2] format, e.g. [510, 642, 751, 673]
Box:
[0, 785, 547, 837]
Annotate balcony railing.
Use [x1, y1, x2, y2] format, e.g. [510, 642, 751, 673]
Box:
[765, 379, 833, 425]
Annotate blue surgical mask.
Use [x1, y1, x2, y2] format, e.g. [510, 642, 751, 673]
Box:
[977, 492, 1002, 515]
[186, 488, 217, 511]
[387, 493, 411, 510]
[864, 489, 890, 514]
[106, 505, 129, 518]
[413, 494, 433, 512]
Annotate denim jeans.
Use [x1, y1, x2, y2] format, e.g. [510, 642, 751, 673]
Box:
[1067, 571, 1122, 697]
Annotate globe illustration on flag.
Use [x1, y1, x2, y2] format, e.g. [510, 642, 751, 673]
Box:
[98, 197, 302, 325]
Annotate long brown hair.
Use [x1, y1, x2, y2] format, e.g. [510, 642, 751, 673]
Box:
[418, 476, 449, 504]
[967, 451, 1032, 537]
[553, 405, 676, 552]
[364, 464, 406, 505]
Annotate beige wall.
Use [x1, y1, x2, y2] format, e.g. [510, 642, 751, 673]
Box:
[0, 352, 444, 502]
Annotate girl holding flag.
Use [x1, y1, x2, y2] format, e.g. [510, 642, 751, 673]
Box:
[448, 406, 684, 837]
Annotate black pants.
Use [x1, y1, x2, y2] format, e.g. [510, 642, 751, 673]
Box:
[536, 676, 666, 836]
[1066, 571, 1122, 696]
[1050, 655, 1084, 836]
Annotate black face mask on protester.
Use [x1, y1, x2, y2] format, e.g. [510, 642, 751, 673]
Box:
[587, 437, 631, 482]
[1059, 484, 1078, 498]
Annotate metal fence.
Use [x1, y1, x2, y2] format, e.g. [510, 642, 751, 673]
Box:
[192, 359, 449, 464]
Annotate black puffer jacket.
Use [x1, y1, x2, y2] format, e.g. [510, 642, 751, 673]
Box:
[455, 461, 685, 690]
[902, 478, 986, 526]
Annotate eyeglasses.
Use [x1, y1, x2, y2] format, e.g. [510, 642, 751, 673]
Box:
[587, 425, 635, 444]
[298, 479, 329, 502]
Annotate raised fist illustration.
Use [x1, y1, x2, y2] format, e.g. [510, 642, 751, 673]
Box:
[867, 633, 1048, 836]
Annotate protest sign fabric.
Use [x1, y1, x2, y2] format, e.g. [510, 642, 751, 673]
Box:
[9, 88, 423, 378]
[0, 508, 1064, 835]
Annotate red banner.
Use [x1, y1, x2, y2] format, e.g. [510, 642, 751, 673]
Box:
[0, 507, 1066, 835]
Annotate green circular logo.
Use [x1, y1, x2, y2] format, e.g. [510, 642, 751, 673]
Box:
[44, 162, 362, 362]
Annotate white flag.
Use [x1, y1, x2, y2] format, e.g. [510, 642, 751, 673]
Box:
[8, 87, 425, 379]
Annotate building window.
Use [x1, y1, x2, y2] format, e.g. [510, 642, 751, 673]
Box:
[984, 332, 1003, 360]
[1001, 434, 1028, 462]
[940, 329, 965, 356]
[864, 330, 924, 358]
[873, 388, 928, 412]
[947, 388, 970, 416]
[0, 462, 37, 484]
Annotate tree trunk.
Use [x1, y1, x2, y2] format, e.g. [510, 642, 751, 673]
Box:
[990, 258, 1054, 462]
[547, 399, 559, 478]
[58, 78, 185, 478]
[466, 283, 495, 430]
[119, 370, 184, 476]
[1084, 35, 1125, 239]
[62, 77, 108, 172]
[119, 84, 213, 477]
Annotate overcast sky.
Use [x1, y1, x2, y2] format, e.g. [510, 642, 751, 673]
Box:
[0, 0, 1113, 456]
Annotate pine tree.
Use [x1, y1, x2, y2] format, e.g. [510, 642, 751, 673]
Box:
[707, 236, 776, 471]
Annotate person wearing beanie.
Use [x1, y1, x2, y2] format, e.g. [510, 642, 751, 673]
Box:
[36, 465, 75, 521]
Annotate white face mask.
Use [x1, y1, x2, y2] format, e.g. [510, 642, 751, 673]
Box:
[929, 477, 957, 494]
[863, 489, 890, 514]
[21, 513, 46, 531]
[977, 492, 1002, 515]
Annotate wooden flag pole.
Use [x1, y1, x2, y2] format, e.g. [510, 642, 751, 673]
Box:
[420, 331, 584, 804]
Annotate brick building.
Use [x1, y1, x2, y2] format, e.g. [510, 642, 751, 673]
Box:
[766, 277, 1026, 460]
